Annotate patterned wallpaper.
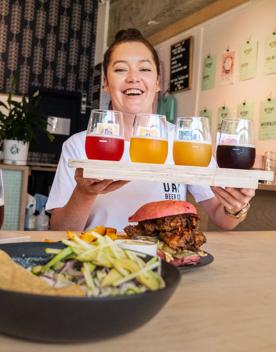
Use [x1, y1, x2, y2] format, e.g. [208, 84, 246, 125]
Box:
[0, 0, 98, 101]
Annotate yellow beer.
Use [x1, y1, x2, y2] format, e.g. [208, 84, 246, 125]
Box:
[130, 137, 168, 164]
[173, 141, 212, 166]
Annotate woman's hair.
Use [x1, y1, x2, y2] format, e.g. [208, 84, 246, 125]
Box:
[103, 28, 160, 77]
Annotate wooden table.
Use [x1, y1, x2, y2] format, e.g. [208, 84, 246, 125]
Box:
[0, 230, 276, 352]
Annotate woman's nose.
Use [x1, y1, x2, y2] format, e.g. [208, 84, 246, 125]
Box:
[126, 69, 140, 83]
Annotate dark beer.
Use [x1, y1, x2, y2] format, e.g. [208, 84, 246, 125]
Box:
[216, 145, 256, 169]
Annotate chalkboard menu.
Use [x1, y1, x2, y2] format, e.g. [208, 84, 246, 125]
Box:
[170, 37, 193, 93]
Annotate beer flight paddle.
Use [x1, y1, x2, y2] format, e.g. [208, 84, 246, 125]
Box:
[85, 110, 257, 173]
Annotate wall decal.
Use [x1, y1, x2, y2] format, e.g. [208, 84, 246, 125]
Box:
[0, 0, 98, 103]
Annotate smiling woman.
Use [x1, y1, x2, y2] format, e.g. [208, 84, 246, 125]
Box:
[102, 29, 161, 135]
[46, 28, 256, 233]
[100, 30, 160, 135]
[46, 28, 179, 232]
[103, 42, 160, 120]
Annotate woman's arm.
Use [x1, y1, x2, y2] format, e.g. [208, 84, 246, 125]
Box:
[200, 187, 255, 230]
[50, 168, 128, 231]
[50, 187, 97, 231]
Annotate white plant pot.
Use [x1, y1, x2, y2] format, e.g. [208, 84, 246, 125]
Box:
[3, 139, 29, 165]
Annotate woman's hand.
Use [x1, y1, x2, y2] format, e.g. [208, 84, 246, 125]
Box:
[211, 186, 255, 213]
[201, 186, 255, 230]
[74, 168, 129, 196]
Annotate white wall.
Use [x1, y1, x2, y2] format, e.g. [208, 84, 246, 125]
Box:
[94, 0, 110, 66]
[156, 25, 203, 117]
[155, 0, 276, 162]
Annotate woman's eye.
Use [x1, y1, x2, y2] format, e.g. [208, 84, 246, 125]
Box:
[140, 68, 151, 72]
[114, 68, 127, 72]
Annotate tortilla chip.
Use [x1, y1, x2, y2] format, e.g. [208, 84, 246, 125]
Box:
[43, 285, 85, 297]
[0, 250, 85, 297]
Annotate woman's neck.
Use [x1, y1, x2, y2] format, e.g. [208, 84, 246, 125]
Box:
[123, 112, 135, 141]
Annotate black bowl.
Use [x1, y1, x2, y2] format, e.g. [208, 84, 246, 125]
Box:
[0, 242, 180, 343]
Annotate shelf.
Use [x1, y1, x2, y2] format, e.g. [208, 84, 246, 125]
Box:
[0, 163, 29, 172]
[27, 162, 58, 168]
[29, 166, 57, 172]
[27, 162, 57, 173]
[68, 159, 274, 189]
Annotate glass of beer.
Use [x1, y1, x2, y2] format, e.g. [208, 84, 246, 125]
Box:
[85, 109, 124, 161]
[216, 118, 256, 169]
[130, 113, 168, 164]
[173, 116, 212, 166]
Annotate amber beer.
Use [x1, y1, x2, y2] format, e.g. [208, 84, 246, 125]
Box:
[173, 141, 212, 166]
[173, 116, 212, 167]
[130, 113, 168, 164]
[216, 145, 256, 169]
[130, 137, 168, 164]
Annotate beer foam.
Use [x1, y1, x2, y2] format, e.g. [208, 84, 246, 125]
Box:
[219, 143, 255, 148]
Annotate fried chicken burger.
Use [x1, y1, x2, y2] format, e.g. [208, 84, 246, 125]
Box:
[124, 200, 206, 266]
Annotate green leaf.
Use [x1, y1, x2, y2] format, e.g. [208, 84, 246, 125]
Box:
[0, 86, 54, 143]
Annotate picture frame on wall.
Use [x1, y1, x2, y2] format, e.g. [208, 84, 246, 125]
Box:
[170, 36, 193, 93]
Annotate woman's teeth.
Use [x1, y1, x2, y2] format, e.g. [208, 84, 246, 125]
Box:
[123, 89, 143, 96]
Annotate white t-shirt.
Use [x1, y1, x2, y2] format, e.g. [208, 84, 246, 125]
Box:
[46, 123, 214, 230]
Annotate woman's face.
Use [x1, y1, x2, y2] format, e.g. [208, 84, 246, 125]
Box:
[104, 41, 160, 115]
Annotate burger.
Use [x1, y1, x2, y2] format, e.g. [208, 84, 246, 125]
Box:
[124, 200, 206, 267]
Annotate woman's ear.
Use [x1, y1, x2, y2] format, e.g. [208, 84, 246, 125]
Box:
[156, 76, 161, 93]
[103, 77, 110, 94]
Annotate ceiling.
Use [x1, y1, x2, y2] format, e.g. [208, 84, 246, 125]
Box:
[108, 0, 218, 44]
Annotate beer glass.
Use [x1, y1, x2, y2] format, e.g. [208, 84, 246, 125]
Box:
[85, 109, 124, 161]
[216, 118, 255, 169]
[130, 113, 168, 164]
[173, 116, 212, 166]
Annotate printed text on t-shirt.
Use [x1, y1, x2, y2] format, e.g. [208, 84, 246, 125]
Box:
[163, 183, 181, 200]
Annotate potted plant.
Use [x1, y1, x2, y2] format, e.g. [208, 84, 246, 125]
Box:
[0, 89, 53, 165]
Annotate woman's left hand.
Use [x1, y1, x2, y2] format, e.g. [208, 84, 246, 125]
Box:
[211, 186, 255, 213]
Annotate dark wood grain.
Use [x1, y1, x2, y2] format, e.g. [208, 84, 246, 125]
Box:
[208, 190, 276, 231]
[188, 189, 276, 231]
